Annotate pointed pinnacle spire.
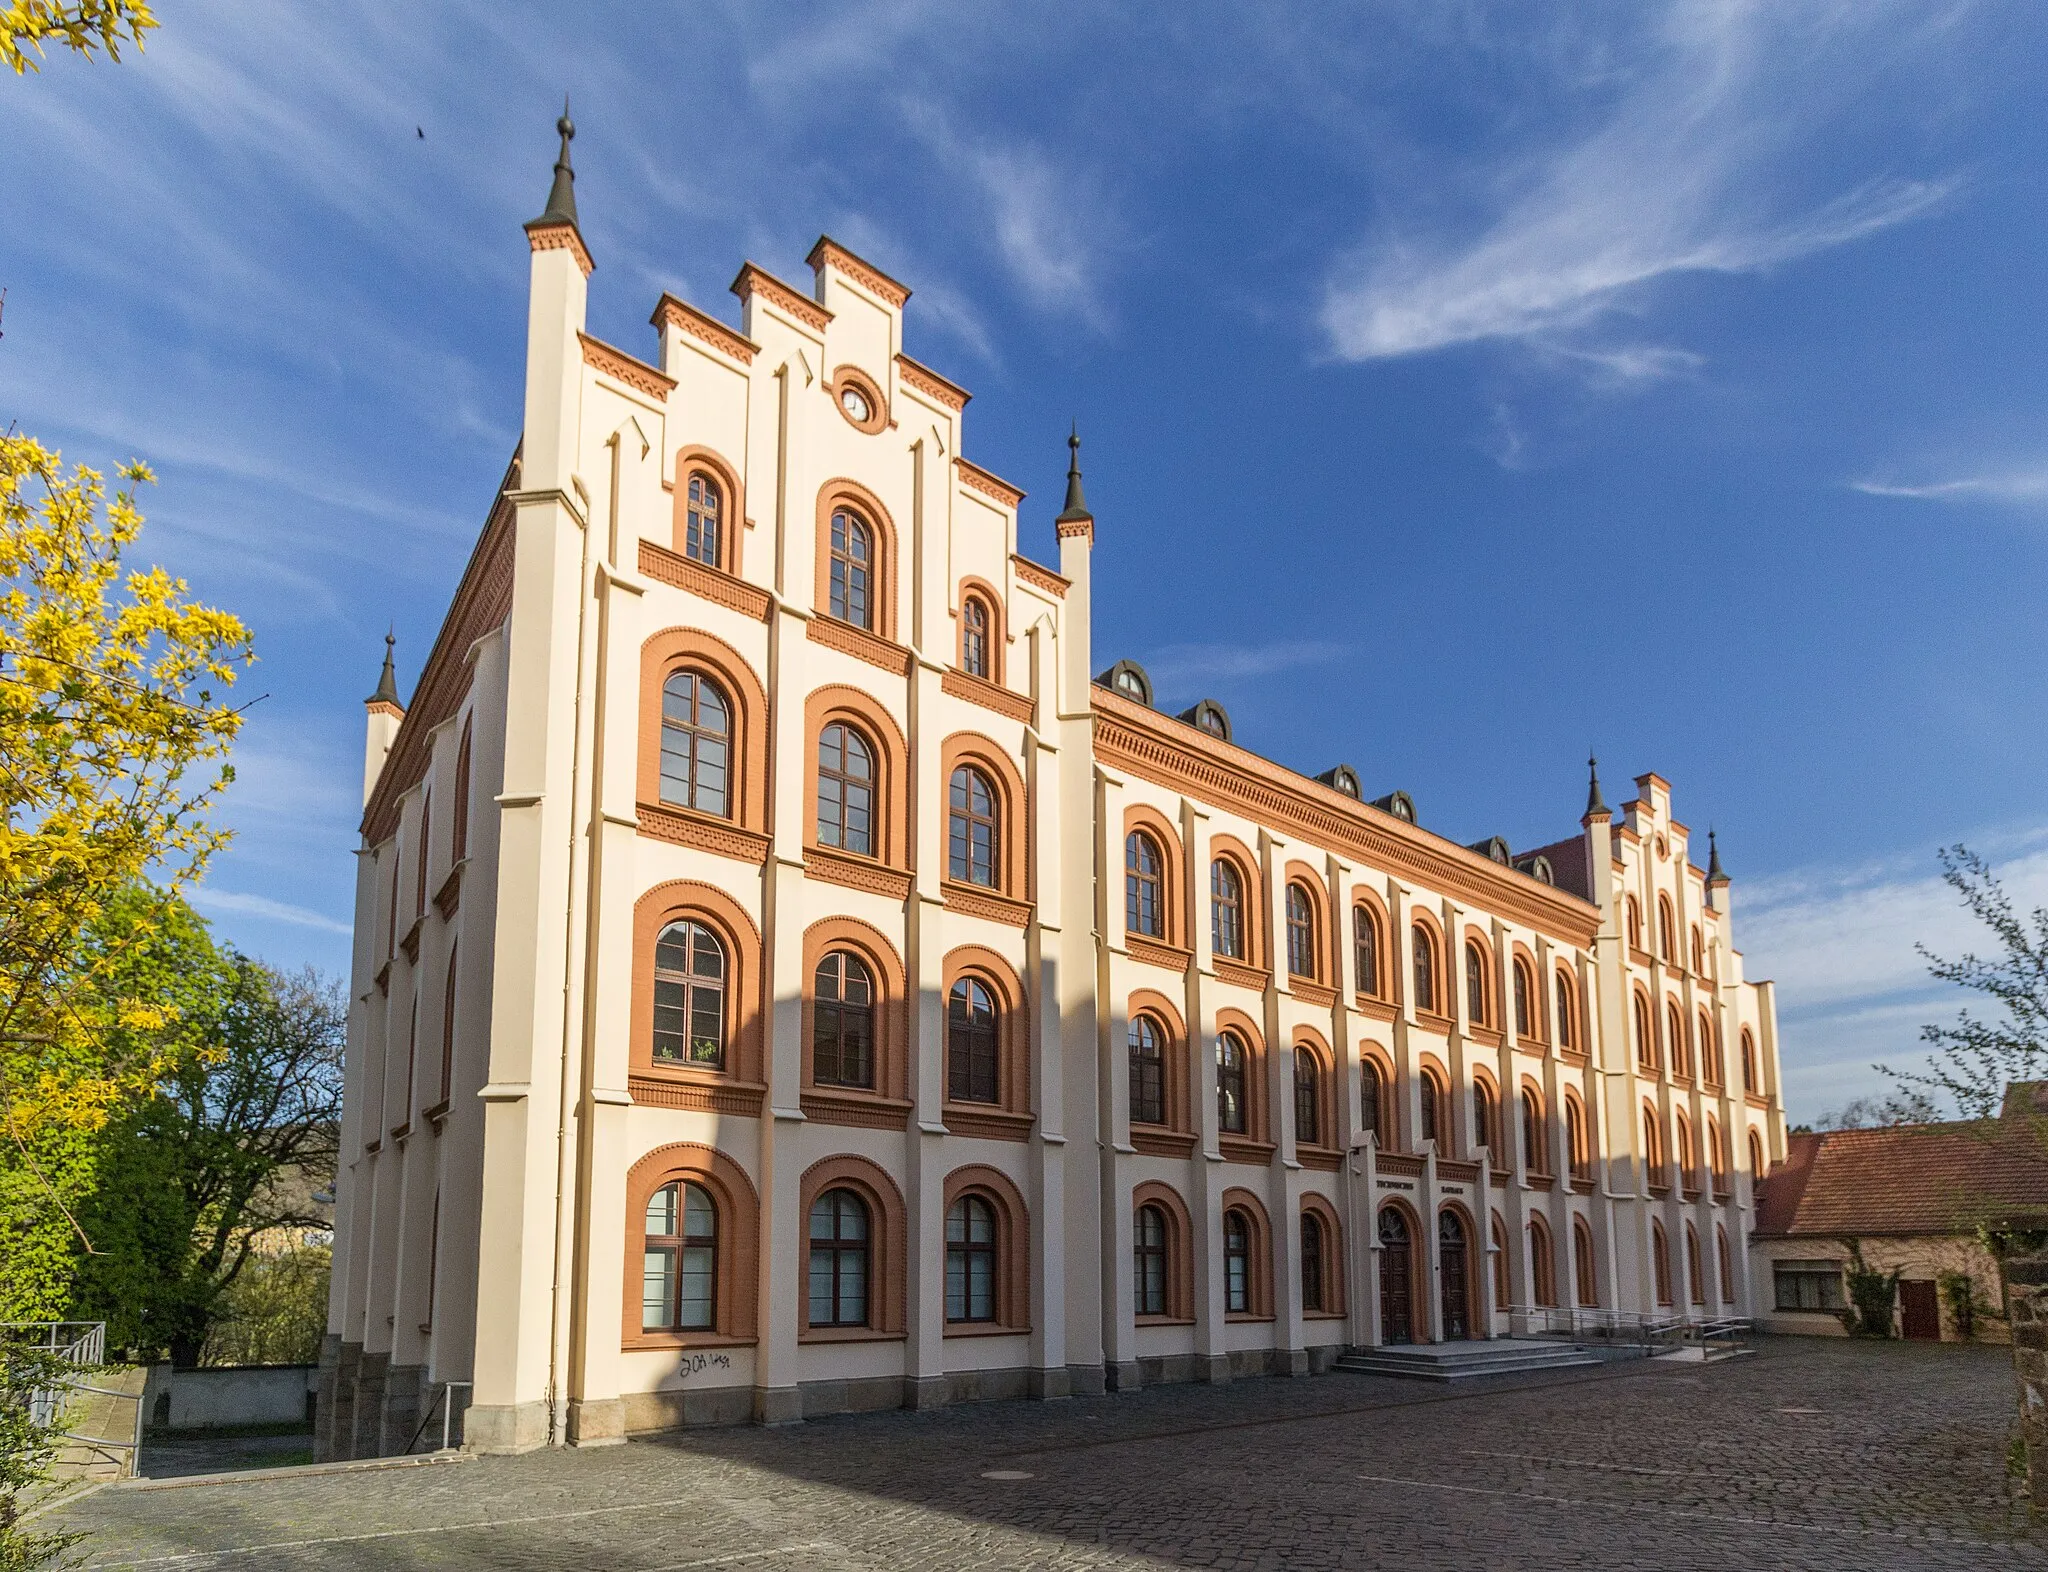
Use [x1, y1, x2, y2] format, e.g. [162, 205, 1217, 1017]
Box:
[1707, 827, 1728, 882]
[532, 97, 579, 229]
[1056, 423, 1091, 522]
[367, 630, 400, 707]
[1584, 753, 1609, 818]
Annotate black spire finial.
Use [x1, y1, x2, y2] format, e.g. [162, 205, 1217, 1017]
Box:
[368, 629, 400, 707]
[1584, 753, 1609, 818]
[532, 97, 580, 229]
[1056, 423, 1091, 522]
[1707, 827, 1728, 882]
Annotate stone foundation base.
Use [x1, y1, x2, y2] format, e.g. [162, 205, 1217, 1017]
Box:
[464, 1398, 552, 1454]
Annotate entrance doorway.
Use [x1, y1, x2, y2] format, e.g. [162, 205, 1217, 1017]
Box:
[1438, 1210, 1471, 1340]
[1379, 1208, 1413, 1344]
[1900, 1279, 1940, 1341]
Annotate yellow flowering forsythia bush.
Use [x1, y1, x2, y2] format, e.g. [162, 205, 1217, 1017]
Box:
[0, 1, 155, 74]
[0, 434, 251, 1316]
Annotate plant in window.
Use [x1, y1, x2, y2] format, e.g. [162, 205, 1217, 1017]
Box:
[652, 921, 726, 1067]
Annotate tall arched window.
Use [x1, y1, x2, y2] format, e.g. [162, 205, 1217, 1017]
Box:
[1464, 941, 1488, 1025]
[1294, 1048, 1322, 1146]
[1686, 1223, 1706, 1306]
[1565, 1095, 1590, 1180]
[1223, 1209, 1252, 1313]
[1361, 1059, 1386, 1144]
[1128, 1016, 1165, 1126]
[1211, 860, 1244, 959]
[945, 1196, 996, 1322]
[1472, 1080, 1496, 1153]
[960, 596, 990, 677]
[807, 1189, 869, 1328]
[1642, 1106, 1665, 1181]
[1690, 925, 1704, 974]
[1657, 895, 1675, 961]
[1555, 968, 1576, 1050]
[660, 671, 731, 815]
[947, 766, 999, 887]
[1412, 926, 1437, 1013]
[1668, 1002, 1690, 1079]
[1521, 1089, 1543, 1173]
[1573, 1218, 1598, 1307]
[1675, 1110, 1696, 1182]
[1301, 1212, 1326, 1313]
[1748, 1129, 1766, 1183]
[1513, 959, 1533, 1038]
[1355, 907, 1380, 995]
[816, 723, 875, 856]
[653, 920, 726, 1067]
[1741, 1029, 1758, 1092]
[1651, 1222, 1673, 1305]
[947, 978, 999, 1103]
[1419, 1069, 1442, 1148]
[1625, 895, 1643, 950]
[813, 952, 874, 1088]
[1716, 1225, 1734, 1303]
[439, 943, 458, 1105]
[1285, 883, 1317, 978]
[1126, 832, 1165, 939]
[414, 790, 431, 916]
[1707, 1115, 1726, 1188]
[1491, 1215, 1511, 1311]
[642, 1181, 716, 1331]
[1634, 994, 1656, 1071]
[1701, 1013, 1722, 1085]
[1134, 1203, 1168, 1316]
[1529, 1215, 1556, 1308]
[686, 472, 722, 566]
[828, 507, 874, 628]
[1217, 1033, 1249, 1135]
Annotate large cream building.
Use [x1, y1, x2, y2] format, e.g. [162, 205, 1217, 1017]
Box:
[318, 122, 1789, 1459]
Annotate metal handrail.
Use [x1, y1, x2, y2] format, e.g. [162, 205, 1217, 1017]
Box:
[403, 1379, 473, 1455]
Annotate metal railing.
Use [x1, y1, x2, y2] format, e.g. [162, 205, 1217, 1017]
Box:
[403, 1379, 473, 1454]
[1506, 1306, 1753, 1355]
[3, 1320, 143, 1478]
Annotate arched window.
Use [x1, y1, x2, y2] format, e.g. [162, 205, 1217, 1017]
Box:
[1642, 1106, 1665, 1181]
[947, 766, 999, 887]
[1491, 1214, 1511, 1310]
[1530, 1215, 1557, 1308]
[960, 596, 990, 678]
[686, 472, 722, 566]
[1554, 968, 1576, 1050]
[1690, 925, 1703, 974]
[1748, 1129, 1766, 1183]
[1360, 1058, 1386, 1144]
[1686, 1223, 1706, 1306]
[1210, 860, 1244, 959]
[1716, 1225, 1734, 1303]
[439, 942, 458, 1105]
[1513, 959, 1533, 1038]
[1675, 1110, 1696, 1182]
[653, 920, 726, 1067]
[1471, 1080, 1496, 1153]
[642, 1181, 716, 1331]
[1464, 941, 1488, 1025]
[807, 1189, 869, 1328]
[659, 671, 731, 815]
[1625, 895, 1643, 950]
[1634, 993, 1656, 1071]
[945, 1195, 996, 1322]
[1419, 1068, 1443, 1149]
[1702, 1013, 1723, 1085]
[1521, 1089, 1543, 1174]
[816, 723, 875, 856]
[1285, 883, 1317, 978]
[947, 978, 999, 1103]
[1573, 1218, 1598, 1307]
[1707, 1116, 1726, 1188]
[1657, 895, 1675, 961]
[1294, 1048, 1322, 1147]
[1134, 1203, 1168, 1316]
[452, 717, 472, 862]
[1301, 1212, 1327, 1313]
[1354, 907, 1380, 995]
[415, 790, 431, 916]
[1412, 925, 1437, 1013]
[1741, 1029, 1758, 1092]
[1565, 1095, 1590, 1180]
[1126, 832, 1165, 939]
[812, 952, 874, 1089]
[1668, 1002, 1690, 1079]
[1223, 1209, 1252, 1313]
[1651, 1222, 1673, 1306]
[1128, 1016, 1165, 1126]
[828, 507, 874, 628]
[1217, 1032, 1249, 1135]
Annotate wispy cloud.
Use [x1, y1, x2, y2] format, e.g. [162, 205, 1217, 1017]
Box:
[1320, 2, 1954, 366]
[188, 888, 351, 936]
[1851, 469, 2048, 505]
[1144, 640, 1349, 692]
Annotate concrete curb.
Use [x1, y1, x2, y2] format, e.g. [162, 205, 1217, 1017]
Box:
[118, 1450, 477, 1491]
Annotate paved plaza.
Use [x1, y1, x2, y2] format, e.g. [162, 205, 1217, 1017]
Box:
[52, 1339, 2042, 1571]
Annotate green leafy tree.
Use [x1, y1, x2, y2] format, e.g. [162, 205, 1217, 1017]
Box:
[0, 1343, 81, 1572]
[1, 1, 155, 73]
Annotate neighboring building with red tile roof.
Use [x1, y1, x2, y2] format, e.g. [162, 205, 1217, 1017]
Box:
[1750, 1095, 2048, 1343]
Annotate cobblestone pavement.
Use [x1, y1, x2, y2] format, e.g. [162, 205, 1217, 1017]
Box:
[52, 1339, 2043, 1571]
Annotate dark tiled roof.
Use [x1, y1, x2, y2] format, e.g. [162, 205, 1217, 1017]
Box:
[1755, 1122, 2048, 1239]
[1518, 835, 1591, 901]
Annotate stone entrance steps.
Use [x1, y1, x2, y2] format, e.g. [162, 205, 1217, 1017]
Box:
[1334, 1338, 1606, 1382]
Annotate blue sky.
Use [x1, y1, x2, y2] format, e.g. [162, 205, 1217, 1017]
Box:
[5, 1, 2046, 1121]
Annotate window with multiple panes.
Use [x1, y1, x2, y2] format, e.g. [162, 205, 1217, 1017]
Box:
[1285, 883, 1316, 977]
[1412, 926, 1436, 1012]
[961, 597, 989, 677]
[652, 921, 726, 1067]
[947, 977, 999, 1103]
[686, 473, 722, 566]
[945, 1196, 996, 1322]
[1669, 1003, 1690, 1078]
[1555, 970, 1575, 1049]
[1128, 1016, 1165, 1126]
[1419, 1072, 1441, 1147]
[659, 671, 730, 815]
[947, 766, 999, 887]
[1472, 1080, 1495, 1153]
[1566, 1097, 1590, 1179]
[816, 723, 875, 856]
[642, 1181, 716, 1331]
[1464, 941, 1487, 1024]
[1223, 1210, 1251, 1313]
[1360, 1059, 1385, 1143]
[1521, 1090, 1542, 1172]
[1657, 896, 1675, 961]
[1355, 907, 1379, 994]
[1126, 832, 1164, 938]
[1635, 995, 1656, 1069]
[1217, 1033, 1249, 1135]
[1134, 1204, 1168, 1316]
[812, 952, 874, 1089]
[1513, 960, 1533, 1037]
[828, 509, 873, 628]
[1211, 859, 1244, 959]
[1294, 1050, 1321, 1146]
[1301, 1212, 1325, 1312]
[806, 1188, 870, 1328]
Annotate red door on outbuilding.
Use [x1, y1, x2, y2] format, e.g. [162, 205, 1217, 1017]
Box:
[1900, 1280, 1940, 1340]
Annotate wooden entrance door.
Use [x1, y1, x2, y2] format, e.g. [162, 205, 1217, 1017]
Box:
[1900, 1279, 1940, 1340]
[1379, 1209, 1413, 1344]
[1438, 1211, 1471, 1340]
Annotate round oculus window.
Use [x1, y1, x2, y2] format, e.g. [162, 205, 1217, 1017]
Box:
[840, 385, 871, 423]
